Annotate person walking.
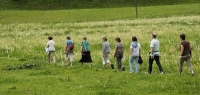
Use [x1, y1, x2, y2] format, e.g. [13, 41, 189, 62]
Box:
[46, 36, 56, 63]
[114, 37, 125, 71]
[179, 34, 194, 75]
[65, 36, 74, 66]
[147, 33, 164, 74]
[129, 36, 141, 73]
[102, 37, 114, 69]
[79, 37, 93, 67]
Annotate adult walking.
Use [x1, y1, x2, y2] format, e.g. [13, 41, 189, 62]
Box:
[179, 34, 194, 75]
[102, 37, 114, 69]
[79, 37, 93, 67]
[46, 36, 56, 63]
[129, 36, 141, 73]
[114, 37, 125, 71]
[147, 33, 164, 74]
[65, 36, 74, 66]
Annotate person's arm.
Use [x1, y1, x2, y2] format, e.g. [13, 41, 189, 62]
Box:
[150, 41, 154, 58]
[114, 45, 117, 58]
[180, 45, 184, 56]
[102, 43, 106, 58]
[102, 43, 106, 54]
[189, 44, 192, 50]
[139, 49, 141, 56]
[130, 48, 133, 56]
[80, 42, 83, 53]
[150, 47, 154, 59]
[150, 47, 154, 55]
[64, 44, 68, 52]
[46, 41, 49, 48]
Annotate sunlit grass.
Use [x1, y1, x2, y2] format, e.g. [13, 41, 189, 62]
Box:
[0, 16, 200, 94]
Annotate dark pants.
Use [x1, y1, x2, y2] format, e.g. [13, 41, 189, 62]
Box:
[148, 56, 163, 74]
[116, 55, 123, 69]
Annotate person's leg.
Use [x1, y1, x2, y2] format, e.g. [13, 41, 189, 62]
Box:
[134, 56, 139, 73]
[51, 52, 56, 63]
[65, 54, 69, 65]
[148, 56, 154, 74]
[179, 56, 185, 74]
[103, 56, 107, 69]
[107, 60, 114, 69]
[106, 54, 114, 69]
[70, 53, 74, 66]
[129, 56, 134, 73]
[186, 56, 194, 74]
[48, 53, 51, 63]
[154, 56, 163, 73]
[116, 55, 122, 70]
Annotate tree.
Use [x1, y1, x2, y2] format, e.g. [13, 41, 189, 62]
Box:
[135, 0, 138, 18]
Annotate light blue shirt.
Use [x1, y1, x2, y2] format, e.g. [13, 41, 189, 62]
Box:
[150, 38, 160, 55]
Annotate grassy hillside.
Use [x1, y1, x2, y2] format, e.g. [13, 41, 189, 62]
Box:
[0, 3, 200, 95]
[0, 0, 200, 10]
[0, 15, 200, 94]
[0, 4, 200, 23]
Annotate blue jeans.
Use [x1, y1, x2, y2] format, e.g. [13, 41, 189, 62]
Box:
[129, 56, 139, 73]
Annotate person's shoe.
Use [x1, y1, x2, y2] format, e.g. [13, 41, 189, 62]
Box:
[179, 72, 181, 76]
[145, 72, 150, 74]
[160, 72, 164, 75]
[130, 72, 134, 73]
[192, 71, 194, 76]
[122, 67, 125, 71]
[111, 64, 114, 69]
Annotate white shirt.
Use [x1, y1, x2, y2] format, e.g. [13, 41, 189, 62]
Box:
[150, 38, 159, 55]
[130, 42, 141, 56]
[47, 40, 55, 51]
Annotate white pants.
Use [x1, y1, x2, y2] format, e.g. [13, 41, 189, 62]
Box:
[65, 53, 74, 62]
[102, 54, 110, 65]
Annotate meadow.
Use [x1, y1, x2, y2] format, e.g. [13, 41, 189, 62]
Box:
[0, 4, 200, 95]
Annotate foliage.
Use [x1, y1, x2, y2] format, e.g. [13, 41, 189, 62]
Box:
[2, 62, 40, 70]
[0, 0, 199, 10]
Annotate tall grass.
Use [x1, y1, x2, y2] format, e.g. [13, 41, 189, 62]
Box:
[0, 16, 199, 94]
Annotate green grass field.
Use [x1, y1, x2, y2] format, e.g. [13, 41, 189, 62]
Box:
[0, 4, 200, 95]
[0, 4, 200, 23]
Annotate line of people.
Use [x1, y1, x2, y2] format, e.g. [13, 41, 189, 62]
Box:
[45, 33, 194, 75]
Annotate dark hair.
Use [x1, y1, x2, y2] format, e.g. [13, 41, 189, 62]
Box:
[67, 36, 71, 40]
[180, 34, 186, 40]
[83, 37, 87, 40]
[48, 36, 53, 40]
[152, 33, 157, 38]
[103, 37, 107, 41]
[115, 37, 121, 42]
[132, 36, 137, 42]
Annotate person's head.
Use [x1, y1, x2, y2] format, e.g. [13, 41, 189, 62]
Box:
[66, 36, 71, 40]
[152, 33, 157, 39]
[180, 34, 186, 40]
[48, 36, 53, 40]
[132, 36, 137, 42]
[83, 36, 87, 40]
[115, 37, 121, 43]
[102, 36, 107, 42]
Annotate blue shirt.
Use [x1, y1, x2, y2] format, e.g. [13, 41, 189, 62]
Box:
[66, 40, 74, 46]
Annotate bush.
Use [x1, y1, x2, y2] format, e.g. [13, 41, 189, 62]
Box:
[2, 62, 40, 70]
